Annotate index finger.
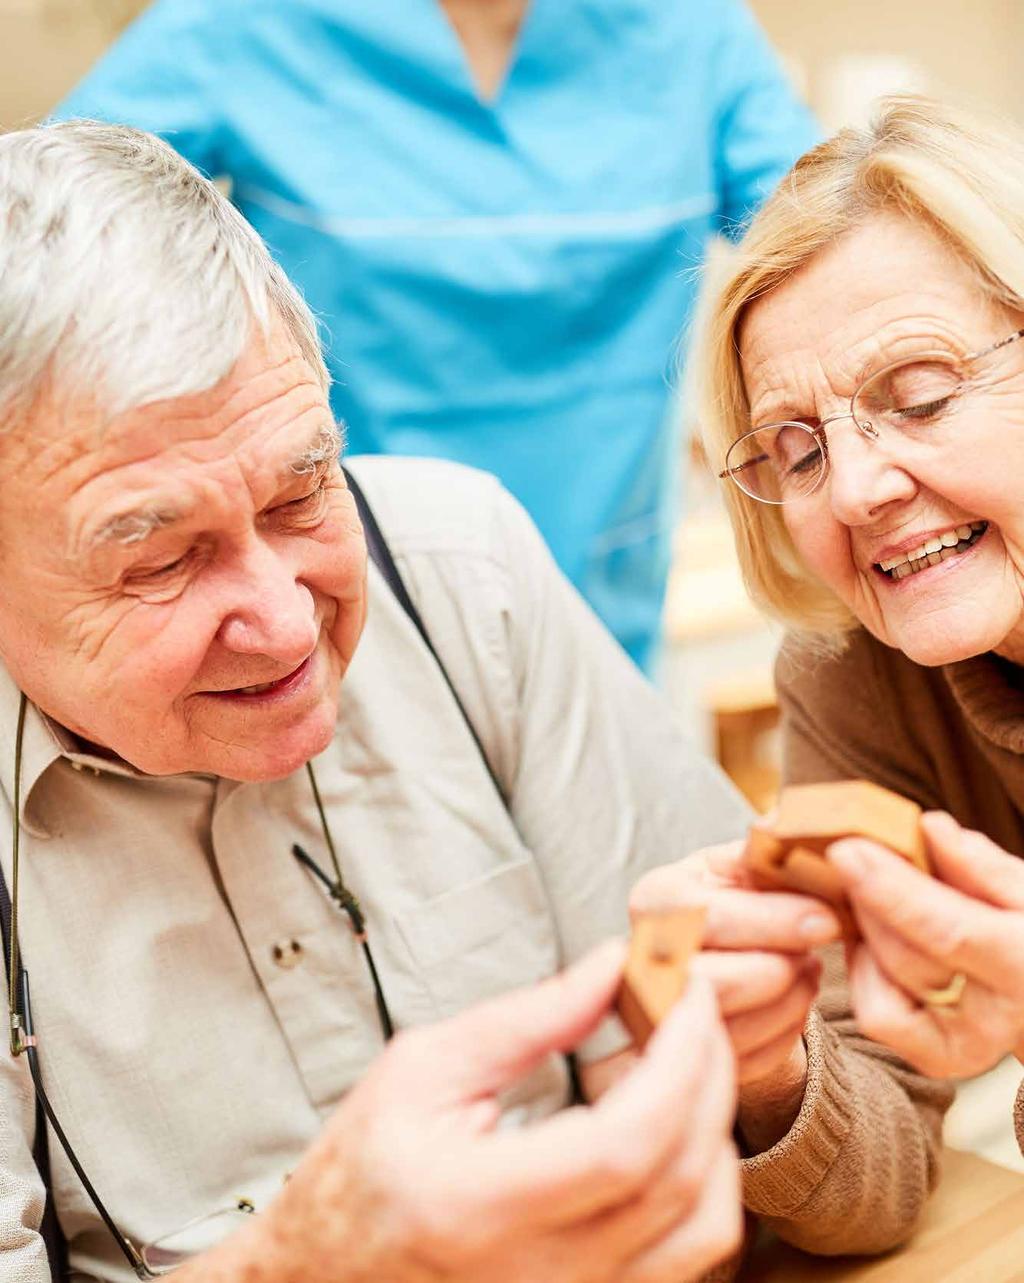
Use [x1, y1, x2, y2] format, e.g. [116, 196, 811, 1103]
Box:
[702, 886, 840, 951]
[462, 976, 733, 1228]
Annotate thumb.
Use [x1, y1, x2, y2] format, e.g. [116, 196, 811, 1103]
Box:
[420, 939, 627, 1103]
[922, 811, 1024, 910]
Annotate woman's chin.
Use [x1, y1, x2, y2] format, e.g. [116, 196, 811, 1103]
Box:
[883, 623, 999, 668]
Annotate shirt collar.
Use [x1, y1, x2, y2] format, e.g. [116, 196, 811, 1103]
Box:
[0, 662, 153, 838]
[0, 665, 74, 837]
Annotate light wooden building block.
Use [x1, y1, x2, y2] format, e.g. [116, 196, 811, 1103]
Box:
[616, 907, 706, 1049]
[745, 780, 929, 934]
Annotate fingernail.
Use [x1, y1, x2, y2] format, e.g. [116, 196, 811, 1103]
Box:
[799, 911, 838, 943]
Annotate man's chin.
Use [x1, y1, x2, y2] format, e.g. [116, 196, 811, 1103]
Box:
[211, 714, 338, 783]
[129, 703, 339, 781]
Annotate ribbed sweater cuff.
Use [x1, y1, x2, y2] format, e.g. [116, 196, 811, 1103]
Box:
[1014, 1073, 1024, 1158]
[740, 1009, 856, 1217]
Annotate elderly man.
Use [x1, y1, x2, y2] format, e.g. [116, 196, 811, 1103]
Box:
[0, 121, 754, 1282]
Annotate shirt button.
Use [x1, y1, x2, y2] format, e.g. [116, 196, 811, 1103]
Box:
[271, 939, 303, 970]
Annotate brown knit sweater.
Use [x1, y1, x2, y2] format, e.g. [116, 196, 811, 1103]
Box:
[696, 626, 1009, 1279]
[777, 627, 1024, 1164]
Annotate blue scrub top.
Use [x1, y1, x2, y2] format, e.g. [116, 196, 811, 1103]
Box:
[57, 0, 817, 669]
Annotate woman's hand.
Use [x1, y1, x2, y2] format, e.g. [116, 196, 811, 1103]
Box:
[828, 811, 1024, 1078]
[630, 842, 841, 1151]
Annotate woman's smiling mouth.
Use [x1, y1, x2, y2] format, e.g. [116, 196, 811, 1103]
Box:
[875, 521, 989, 582]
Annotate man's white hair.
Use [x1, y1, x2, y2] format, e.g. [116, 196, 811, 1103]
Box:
[0, 120, 330, 428]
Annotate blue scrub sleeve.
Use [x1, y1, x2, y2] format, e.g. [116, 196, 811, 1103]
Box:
[711, 0, 821, 237]
[52, 0, 228, 179]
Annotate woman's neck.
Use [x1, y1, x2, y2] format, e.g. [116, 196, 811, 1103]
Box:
[437, 0, 530, 101]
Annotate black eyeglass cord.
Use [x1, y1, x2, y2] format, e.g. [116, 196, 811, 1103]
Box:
[293, 761, 394, 1042]
[7, 694, 150, 1277]
[5, 700, 392, 1278]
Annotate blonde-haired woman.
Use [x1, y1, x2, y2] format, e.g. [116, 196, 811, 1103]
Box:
[706, 91, 1024, 1145]
[635, 94, 1024, 1263]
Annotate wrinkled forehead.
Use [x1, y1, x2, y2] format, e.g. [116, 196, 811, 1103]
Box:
[0, 330, 338, 547]
[738, 213, 1000, 418]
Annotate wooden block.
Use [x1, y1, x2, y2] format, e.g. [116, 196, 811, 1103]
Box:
[744, 781, 929, 931]
[746, 825, 786, 879]
[616, 907, 706, 1050]
[772, 781, 927, 869]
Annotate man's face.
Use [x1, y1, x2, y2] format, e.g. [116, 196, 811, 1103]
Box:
[0, 327, 367, 781]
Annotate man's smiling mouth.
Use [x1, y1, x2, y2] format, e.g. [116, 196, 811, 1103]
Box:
[206, 654, 314, 699]
[875, 521, 988, 581]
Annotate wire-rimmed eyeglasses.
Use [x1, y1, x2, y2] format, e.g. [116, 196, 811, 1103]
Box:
[717, 328, 1024, 505]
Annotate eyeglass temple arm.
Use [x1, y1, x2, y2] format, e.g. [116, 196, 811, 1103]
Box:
[717, 453, 769, 479]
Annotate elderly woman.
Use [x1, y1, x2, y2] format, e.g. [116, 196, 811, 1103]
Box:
[642, 93, 1024, 1247]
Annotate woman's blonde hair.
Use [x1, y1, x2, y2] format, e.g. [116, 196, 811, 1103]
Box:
[695, 94, 1024, 638]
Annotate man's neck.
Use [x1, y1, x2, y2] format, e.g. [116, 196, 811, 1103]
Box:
[437, 0, 530, 101]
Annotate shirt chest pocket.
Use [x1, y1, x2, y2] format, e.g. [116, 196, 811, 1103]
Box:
[393, 858, 560, 1018]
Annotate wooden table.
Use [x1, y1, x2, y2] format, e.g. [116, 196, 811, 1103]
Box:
[742, 1149, 1024, 1282]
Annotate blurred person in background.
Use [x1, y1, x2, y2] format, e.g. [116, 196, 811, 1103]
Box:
[56, 0, 817, 671]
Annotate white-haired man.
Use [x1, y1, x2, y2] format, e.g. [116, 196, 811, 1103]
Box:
[0, 123, 834, 1283]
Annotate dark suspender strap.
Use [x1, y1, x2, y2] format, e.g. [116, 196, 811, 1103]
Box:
[344, 467, 507, 805]
[345, 467, 584, 1105]
[0, 868, 69, 1281]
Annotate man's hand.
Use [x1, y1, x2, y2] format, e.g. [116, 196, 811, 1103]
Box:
[630, 842, 841, 1152]
[198, 942, 742, 1283]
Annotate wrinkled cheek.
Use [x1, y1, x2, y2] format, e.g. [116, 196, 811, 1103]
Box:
[784, 512, 852, 600]
[330, 574, 368, 672]
[317, 535, 368, 673]
[80, 606, 216, 728]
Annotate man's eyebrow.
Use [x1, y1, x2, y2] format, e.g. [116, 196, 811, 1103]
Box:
[287, 421, 345, 477]
[89, 506, 184, 550]
[86, 422, 344, 552]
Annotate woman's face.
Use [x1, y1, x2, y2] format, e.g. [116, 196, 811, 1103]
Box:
[740, 212, 1024, 667]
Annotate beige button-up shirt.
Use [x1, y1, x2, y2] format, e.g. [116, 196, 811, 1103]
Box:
[0, 458, 749, 1281]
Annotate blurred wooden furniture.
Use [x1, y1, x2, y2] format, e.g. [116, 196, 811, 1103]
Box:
[742, 1148, 1024, 1282]
[706, 669, 780, 814]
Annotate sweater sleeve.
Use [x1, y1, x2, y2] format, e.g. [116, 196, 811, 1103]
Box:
[730, 632, 955, 1253]
[741, 944, 952, 1254]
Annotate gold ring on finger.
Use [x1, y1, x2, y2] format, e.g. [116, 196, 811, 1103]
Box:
[921, 971, 967, 1009]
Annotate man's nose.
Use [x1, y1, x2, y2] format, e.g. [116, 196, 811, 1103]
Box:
[217, 542, 318, 661]
[824, 418, 918, 525]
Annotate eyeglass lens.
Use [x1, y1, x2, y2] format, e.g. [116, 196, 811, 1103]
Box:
[140, 1201, 256, 1274]
[725, 353, 968, 503]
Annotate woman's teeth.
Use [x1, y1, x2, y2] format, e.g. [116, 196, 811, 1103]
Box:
[879, 522, 987, 581]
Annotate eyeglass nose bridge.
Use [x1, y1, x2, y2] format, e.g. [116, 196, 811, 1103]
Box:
[815, 409, 880, 444]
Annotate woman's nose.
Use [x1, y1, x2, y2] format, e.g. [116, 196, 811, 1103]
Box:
[824, 418, 918, 525]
